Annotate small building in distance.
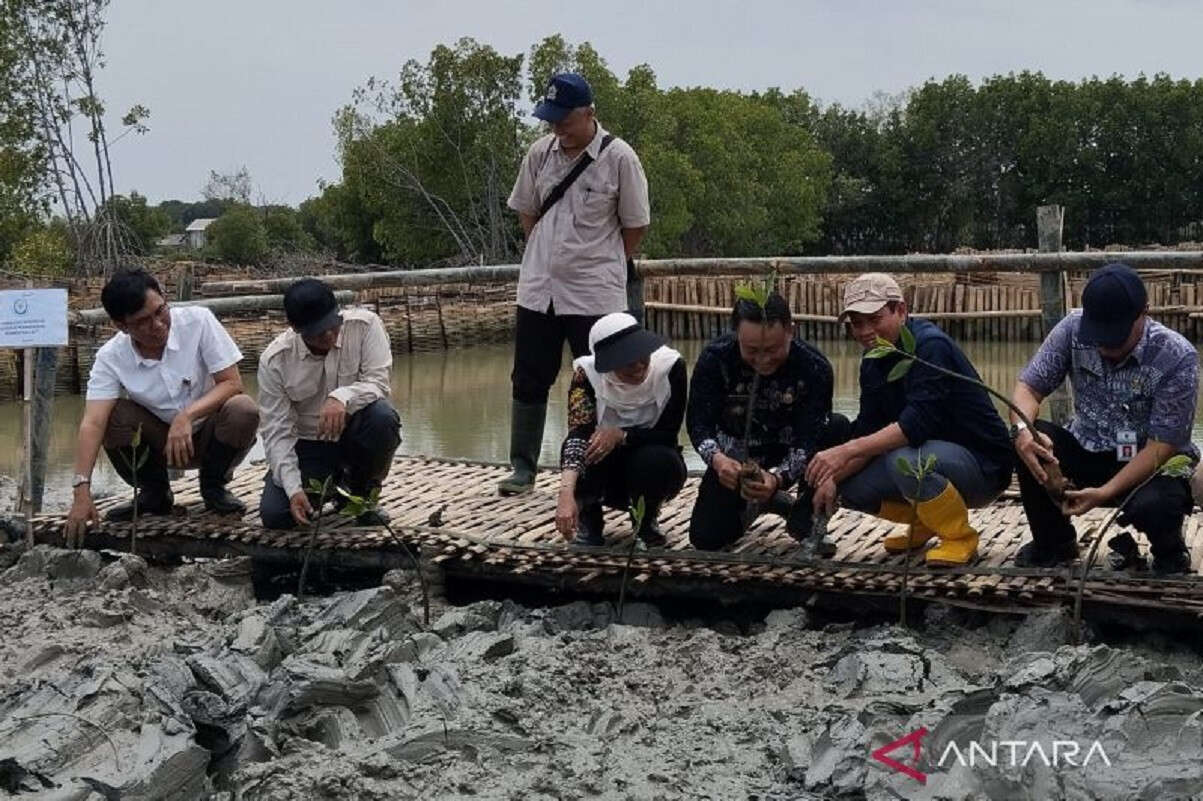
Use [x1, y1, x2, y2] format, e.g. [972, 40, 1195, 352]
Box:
[184, 218, 217, 249]
[156, 233, 187, 250]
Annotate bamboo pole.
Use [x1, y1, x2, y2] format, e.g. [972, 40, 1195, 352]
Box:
[196, 251, 1203, 296]
[70, 290, 357, 326]
[1037, 205, 1071, 424]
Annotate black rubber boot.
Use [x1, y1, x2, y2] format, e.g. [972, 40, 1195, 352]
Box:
[573, 502, 605, 546]
[636, 500, 667, 548]
[200, 440, 247, 515]
[498, 401, 547, 495]
[1015, 538, 1079, 568]
[104, 445, 173, 522]
[1105, 531, 1148, 572]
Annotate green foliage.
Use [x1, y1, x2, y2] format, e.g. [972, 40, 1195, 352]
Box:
[207, 204, 268, 264]
[1159, 454, 1195, 479]
[336, 485, 381, 520]
[262, 205, 315, 252]
[103, 192, 170, 254]
[9, 225, 72, 275]
[628, 495, 646, 530]
[887, 360, 913, 382]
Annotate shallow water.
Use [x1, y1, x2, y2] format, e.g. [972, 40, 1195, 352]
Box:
[13, 336, 1203, 508]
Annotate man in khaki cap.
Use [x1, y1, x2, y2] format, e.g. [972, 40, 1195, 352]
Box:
[803, 273, 1014, 566]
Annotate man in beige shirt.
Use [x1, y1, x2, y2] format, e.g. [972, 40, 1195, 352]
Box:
[258, 279, 401, 528]
[498, 72, 651, 495]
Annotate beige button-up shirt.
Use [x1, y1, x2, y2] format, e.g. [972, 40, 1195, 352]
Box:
[258, 308, 392, 497]
[507, 124, 650, 316]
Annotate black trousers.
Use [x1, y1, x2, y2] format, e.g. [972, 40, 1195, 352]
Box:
[511, 303, 599, 404]
[690, 413, 853, 550]
[1016, 420, 1192, 559]
[259, 399, 402, 529]
[576, 443, 687, 514]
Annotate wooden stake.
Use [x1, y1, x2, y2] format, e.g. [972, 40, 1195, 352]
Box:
[1037, 205, 1071, 425]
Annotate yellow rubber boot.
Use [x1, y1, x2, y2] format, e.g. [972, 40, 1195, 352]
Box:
[918, 484, 979, 567]
[878, 500, 937, 553]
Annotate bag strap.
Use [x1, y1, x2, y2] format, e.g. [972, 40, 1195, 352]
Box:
[536, 134, 615, 222]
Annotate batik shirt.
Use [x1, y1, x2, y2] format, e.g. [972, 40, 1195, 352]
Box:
[1019, 311, 1199, 458]
[687, 334, 833, 488]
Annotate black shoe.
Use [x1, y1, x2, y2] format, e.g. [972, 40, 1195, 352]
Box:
[105, 489, 174, 522]
[200, 440, 248, 515]
[1105, 531, 1147, 572]
[355, 508, 391, 527]
[635, 501, 667, 548]
[573, 503, 605, 546]
[1152, 549, 1192, 576]
[764, 490, 794, 519]
[1015, 540, 1078, 568]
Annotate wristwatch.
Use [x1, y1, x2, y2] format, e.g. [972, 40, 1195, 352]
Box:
[1009, 421, 1028, 441]
[71, 473, 91, 489]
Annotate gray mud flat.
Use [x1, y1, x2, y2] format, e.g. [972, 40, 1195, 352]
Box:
[2, 543, 1203, 800]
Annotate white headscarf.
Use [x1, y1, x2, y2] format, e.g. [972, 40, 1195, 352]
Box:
[573, 312, 679, 428]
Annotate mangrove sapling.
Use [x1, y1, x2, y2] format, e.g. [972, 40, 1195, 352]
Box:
[616, 495, 647, 622]
[1070, 454, 1195, 642]
[297, 476, 334, 598]
[865, 332, 1071, 501]
[118, 424, 150, 556]
[894, 449, 937, 626]
[336, 486, 431, 628]
[732, 275, 777, 500]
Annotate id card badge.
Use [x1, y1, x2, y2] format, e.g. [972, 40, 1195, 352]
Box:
[1116, 430, 1137, 462]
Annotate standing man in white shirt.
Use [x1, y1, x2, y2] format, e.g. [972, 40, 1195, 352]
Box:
[498, 72, 651, 495]
[257, 279, 401, 529]
[64, 269, 260, 541]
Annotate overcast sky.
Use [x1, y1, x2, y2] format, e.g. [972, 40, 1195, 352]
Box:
[99, 0, 1203, 205]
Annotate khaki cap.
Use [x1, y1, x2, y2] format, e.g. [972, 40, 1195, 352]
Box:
[840, 273, 904, 319]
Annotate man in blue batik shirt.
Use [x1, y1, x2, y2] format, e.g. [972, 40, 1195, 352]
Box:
[1010, 263, 1199, 574]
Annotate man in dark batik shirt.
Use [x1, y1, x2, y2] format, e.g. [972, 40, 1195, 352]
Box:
[687, 293, 849, 550]
[1011, 263, 1198, 574]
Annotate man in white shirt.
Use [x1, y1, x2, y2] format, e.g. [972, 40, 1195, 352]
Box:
[498, 72, 651, 495]
[64, 269, 260, 541]
[257, 279, 401, 529]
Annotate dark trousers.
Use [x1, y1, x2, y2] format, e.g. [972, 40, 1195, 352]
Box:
[576, 443, 687, 514]
[1016, 420, 1192, 559]
[104, 395, 260, 489]
[259, 399, 402, 529]
[690, 413, 852, 550]
[511, 303, 599, 404]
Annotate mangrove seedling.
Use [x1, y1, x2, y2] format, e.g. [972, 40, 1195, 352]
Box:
[865, 332, 1070, 501]
[616, 495, 647, 621]
[1070, 453, 1195, 642]
[894, 449, 938, 626]
[297, 475, 334, 598]
[337, 485, 430, 627]
[119, 423, 150, 556]
[732, 274, 778, 498]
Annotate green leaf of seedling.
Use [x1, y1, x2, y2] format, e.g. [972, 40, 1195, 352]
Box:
[865, 346, 895, 360]
[886, 360, 913, 382]
[895, 457, 916, 478]
[734, 285, 758, 303]
[307, 478, 327, 494]
[369, 487, 381, 507]
[899, 324, 916, 355]
[1159, 454, 1195, 479]
[923, 454, 938, 474]
[130, 424, 142, 449]
[136, 450, 148, 470]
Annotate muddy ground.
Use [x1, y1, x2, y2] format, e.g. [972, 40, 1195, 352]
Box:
[2, 542, 1203, 801]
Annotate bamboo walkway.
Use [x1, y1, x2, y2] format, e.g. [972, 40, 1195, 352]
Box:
[26, 455, 1203, 618]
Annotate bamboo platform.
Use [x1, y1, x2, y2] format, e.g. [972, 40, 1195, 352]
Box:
[24, 455, 1203, 619]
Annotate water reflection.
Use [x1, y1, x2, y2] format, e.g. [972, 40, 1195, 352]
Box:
[16, 335, 1203, 509]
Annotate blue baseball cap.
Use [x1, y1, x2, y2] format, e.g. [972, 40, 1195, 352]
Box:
[1078, 263, 1147, 348]
[533, 73, 593, 123]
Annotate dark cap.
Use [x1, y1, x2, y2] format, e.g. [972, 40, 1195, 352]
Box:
[1078, 263, 1147, 348]
[589, 312, 664, 373]
[533, 73, 593, 123]
[283, 279, 342, 338]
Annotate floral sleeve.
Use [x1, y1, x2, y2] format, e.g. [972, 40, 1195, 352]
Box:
[560, 367, 597, 471]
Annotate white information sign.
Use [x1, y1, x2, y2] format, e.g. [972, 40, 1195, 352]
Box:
[0, 289, 69, 347]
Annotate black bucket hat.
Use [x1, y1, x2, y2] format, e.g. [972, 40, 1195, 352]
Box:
[589, 312, 664, 373]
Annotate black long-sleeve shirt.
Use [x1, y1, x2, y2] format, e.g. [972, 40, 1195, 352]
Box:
[853, 317, 1013, 488]
[560, 358, 687, 471]
[686, 334, 834, 487]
